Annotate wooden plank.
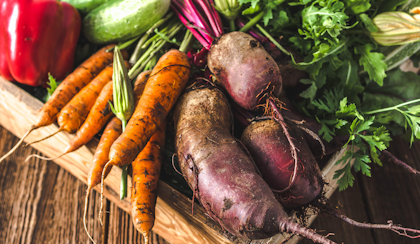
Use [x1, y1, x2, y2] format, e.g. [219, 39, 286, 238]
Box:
[0, 126, 169, 244]
[359, 137, 420, 244]
[300, 173, 375, 244]
[107, 201, 171, 244]
[0, 77, 231, 244]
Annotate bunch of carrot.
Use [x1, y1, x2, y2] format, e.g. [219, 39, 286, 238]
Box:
[0, 12, 193, 243]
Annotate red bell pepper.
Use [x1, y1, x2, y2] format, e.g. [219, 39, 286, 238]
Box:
[0, 0, 81, 86]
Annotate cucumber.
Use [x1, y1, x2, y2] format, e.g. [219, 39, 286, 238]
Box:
[82, 0, 170, 45]
[61, 0, 111, 16]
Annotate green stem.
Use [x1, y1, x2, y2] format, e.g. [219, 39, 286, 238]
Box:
[239, 0, 285, 32]
[129, 12, 175, 64]
[239, 11, 265, 32]
[255, 24, 290, 55]
[128, 24, 184, 80]
[229, 19, 236, 32]
[129, 33, 150, 65]
[142, 26, 169, 48]
[120, 165, 128, 200]
[364, 98, 420, 114]
[122, 119, 127, 132]
[120, 119, 128, 200]
[179, 30, 194, 53]
[118, 36, 141, 50]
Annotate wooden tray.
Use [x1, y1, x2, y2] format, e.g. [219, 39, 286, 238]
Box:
[0, 76, 348, 244]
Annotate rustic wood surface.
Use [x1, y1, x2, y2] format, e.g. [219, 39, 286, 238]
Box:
[1, 125, 420, 244]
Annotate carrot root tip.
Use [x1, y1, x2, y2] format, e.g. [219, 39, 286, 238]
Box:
[24, 152, 67, 162]
[0, 127, 35, 164]
[83, 190, 97, 244]
[25, 129, 63, 147]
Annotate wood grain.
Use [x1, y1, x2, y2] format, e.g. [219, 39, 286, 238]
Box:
[360, 137, 420, 244]
[0, 126, 169, 244]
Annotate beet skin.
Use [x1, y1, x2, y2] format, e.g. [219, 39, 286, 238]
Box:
[241, 119, 324, 208]
[173, 86, 334, 244]
[207, 32, 282, 110]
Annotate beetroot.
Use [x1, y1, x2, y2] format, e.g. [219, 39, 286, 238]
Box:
[241, 119, 324, 208]
[207, 31, 282, 110]
[173, 85, 334, 243]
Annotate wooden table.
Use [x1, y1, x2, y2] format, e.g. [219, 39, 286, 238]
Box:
[1, 123, 420, 244]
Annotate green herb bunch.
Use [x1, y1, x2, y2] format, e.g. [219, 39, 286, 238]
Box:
[237, 0, 420, 190]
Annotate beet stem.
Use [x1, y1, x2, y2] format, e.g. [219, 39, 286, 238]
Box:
[281, 218, 336, 244]
[269, 98, 299, 193]
[294, 124, 326, 156]
[382, 149, 420, 175]
[314, 201, 420, 239]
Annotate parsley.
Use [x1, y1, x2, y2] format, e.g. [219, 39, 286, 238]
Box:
[45, 73, 60, 102]
[334, 117, 392, 190]
[229, 0, 420, 191]
[354, 43, 387, 86]
[365, 99, 420, 145]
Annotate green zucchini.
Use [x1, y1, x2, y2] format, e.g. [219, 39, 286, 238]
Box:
[82, 0, 170, 45]
[61, 0, 111, 16]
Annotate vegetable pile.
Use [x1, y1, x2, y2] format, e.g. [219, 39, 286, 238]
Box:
[1, 0, 420, 243]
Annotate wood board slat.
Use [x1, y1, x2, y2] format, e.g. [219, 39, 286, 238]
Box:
[0, 77, 347, 244]
[0, 128, 104, 244]
[359, 137, 420, 244]
[0, 126, 169, 244]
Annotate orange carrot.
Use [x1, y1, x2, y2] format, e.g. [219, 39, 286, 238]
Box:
[24, 80, 114, 162]
[26, 69, 151, 163]
[29, 61, 131, 146]
[83, 117, 122, 243]
[108, 49, 190, 167]
[69, 69, 151, 154]
[99, 49, 191, 223]
[0, 44, 118, 163]
[131, 121, 166, 244]
[57, 65, 114, 134]
[82, 71, 152, 243]
[37, 45, 119, 128]
[85, 70, 152, 191]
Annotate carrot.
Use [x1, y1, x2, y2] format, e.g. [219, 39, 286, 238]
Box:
[24, 80, 114, 162]
[83, 117, 122, 244]
[26, 66, 114, 147]
[82, 71, 152, 243]
[28, 61, 131, 146]
[0, 44, 118, 163]
[109, 49, 190, 167]
[70, 70, 151, 154]
[131, 121, 166, 244]
[99, 49, 191, 223]
[57, 65, 114, 134]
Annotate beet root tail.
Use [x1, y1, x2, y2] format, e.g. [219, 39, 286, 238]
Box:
[280, 218, 336, 244]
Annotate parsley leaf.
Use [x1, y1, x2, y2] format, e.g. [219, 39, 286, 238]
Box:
[333, 153, 356, 191]
[45, 73, 60, 102]
[343, 0, 371, 14]
[354, 43, 387, 86]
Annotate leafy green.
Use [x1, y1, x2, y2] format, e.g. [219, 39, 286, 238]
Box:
[354, 43, 387, 86]
[343, 0, 371, 14]
[45, 73, 60, 102]
[231, 0, 420, 191]
[333, 117, 392, 190]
